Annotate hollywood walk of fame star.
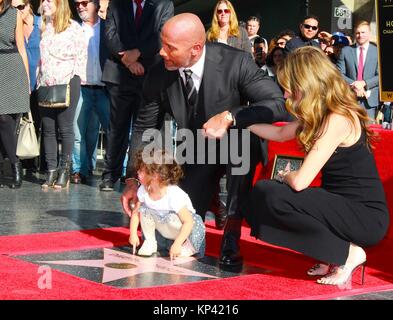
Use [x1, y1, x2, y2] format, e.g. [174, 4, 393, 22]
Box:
[38, 248, 218, 284]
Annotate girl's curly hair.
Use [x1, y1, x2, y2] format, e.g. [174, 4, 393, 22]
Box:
[134, 149, 184, 185]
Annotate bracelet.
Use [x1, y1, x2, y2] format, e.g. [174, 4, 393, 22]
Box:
[125, 177, 141, 187]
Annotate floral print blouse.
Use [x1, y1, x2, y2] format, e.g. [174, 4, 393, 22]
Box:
[37, 20, 87, 87]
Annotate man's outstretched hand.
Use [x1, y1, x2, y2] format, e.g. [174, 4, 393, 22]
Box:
[202, 110, 233, 139]
[120, 181, 139, 217]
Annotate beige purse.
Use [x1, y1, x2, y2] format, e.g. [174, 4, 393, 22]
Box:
[16, 112, 40, 159]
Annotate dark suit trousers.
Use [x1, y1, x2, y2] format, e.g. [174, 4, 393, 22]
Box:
[102, 80, 143, 182]
[179, 131, 262, 220]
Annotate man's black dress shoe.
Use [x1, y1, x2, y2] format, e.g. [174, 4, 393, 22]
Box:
[219, 231, 243, 271]
[99, 179, 115, 191]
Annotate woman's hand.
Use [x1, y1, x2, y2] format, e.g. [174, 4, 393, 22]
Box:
[275, 162, 301, 191]
[281, 170, 297, 185]
[276, 161, 291, 183]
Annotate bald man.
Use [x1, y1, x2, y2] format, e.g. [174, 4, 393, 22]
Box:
[122, 13, 287, 269]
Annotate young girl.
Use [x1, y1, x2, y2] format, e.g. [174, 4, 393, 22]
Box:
[128, 149, 206, 259]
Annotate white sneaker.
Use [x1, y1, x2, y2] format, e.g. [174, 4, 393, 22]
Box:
[137, 240, 157, 256]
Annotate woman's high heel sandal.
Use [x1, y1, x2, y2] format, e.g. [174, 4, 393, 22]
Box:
[41, 170, 58, 188]
[317, 261, 367, 288]
[54, 158, 71, 189]
[307, 263, 331, 276]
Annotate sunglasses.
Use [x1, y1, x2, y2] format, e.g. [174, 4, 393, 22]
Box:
[303, 24, 318, 31]
[15, 4, 26, 10]
[75, 1, 90, 8]
[217, 9, 230, 15]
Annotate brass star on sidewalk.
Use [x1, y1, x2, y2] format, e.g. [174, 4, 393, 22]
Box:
[38, 248, 217, 284]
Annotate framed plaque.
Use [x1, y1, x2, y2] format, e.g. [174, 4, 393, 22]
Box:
[271, 155, 304, 180]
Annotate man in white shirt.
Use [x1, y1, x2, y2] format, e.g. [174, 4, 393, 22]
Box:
[72, 0, 110, 183]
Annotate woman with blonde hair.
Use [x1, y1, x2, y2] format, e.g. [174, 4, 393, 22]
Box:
[0, 0, 30, 188]
[206, 0, 251, 53]
[37, 0, 87, 189]
[245, 46, 389, 288]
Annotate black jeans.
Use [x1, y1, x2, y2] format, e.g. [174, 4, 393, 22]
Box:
[39, 76, 80, 170]
[0, 113, 19, 164]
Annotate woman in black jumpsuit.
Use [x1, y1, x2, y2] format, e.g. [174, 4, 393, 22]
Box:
[245, 46, 389, 287]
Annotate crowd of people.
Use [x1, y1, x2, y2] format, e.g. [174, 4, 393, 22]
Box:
[0, 0, 390, 288]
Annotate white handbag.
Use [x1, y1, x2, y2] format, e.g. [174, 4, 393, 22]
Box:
[16, 112, 40, 159]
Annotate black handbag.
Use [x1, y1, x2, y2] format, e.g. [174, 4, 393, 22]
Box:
[37, 83, 71, 108]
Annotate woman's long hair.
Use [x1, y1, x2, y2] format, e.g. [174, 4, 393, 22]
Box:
[0, 0, 12, 15]
[276, 46, 372, 152]
[21, 0, 34, 16]
[206, 0, 240, 41]
[40, 0, 71, 34]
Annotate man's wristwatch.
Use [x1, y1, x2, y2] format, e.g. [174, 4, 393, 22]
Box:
[225, 112, 236, 126]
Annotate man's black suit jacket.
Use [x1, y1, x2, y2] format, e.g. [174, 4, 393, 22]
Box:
[98, 19, 109, 71]
[128, 42, 287, 173]
[101, 0, 174, 85]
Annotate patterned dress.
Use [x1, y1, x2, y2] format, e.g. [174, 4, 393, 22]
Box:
[0, 7, 29, 115]
[138, 185, 206, 257]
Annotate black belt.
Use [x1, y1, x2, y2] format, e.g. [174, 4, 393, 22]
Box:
[82, 84, 105, 89]
[0, 47, 18, 54]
